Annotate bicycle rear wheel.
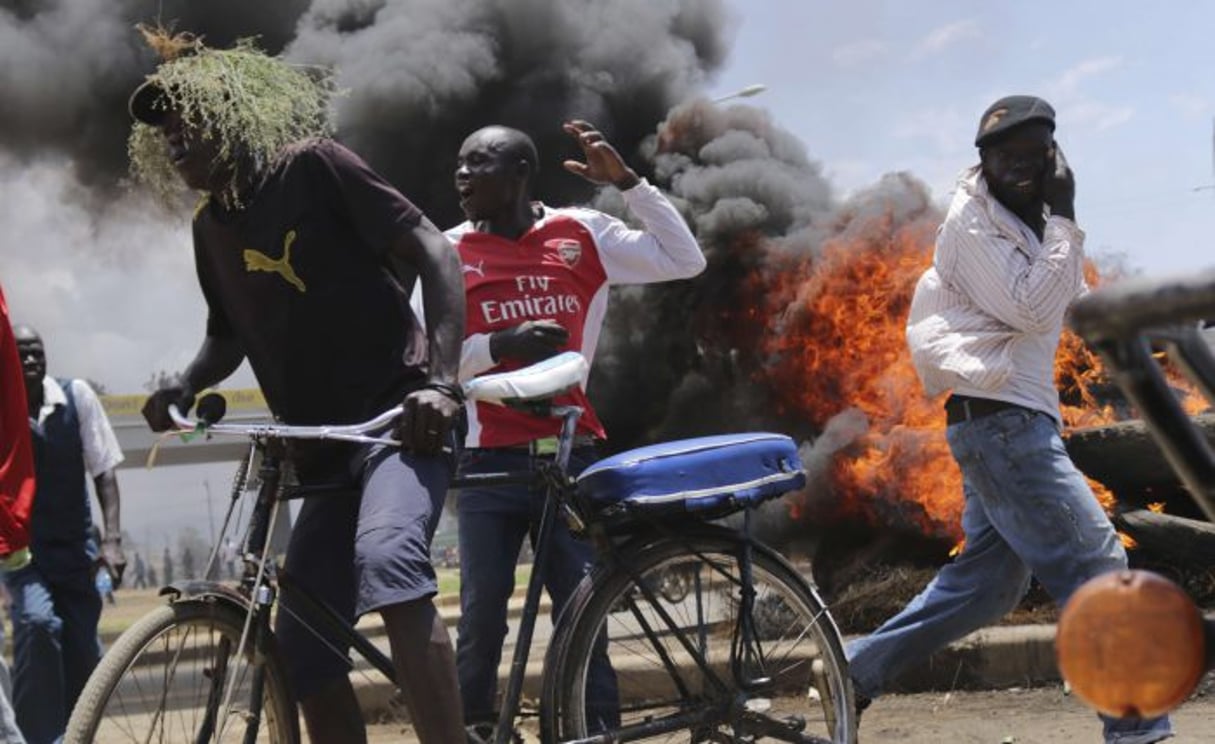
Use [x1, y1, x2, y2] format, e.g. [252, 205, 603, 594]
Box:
[545, 530, 855, 742]
[65, 599, 299, 744]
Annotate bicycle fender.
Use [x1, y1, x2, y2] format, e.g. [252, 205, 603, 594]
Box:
[158, 580, 251, 613]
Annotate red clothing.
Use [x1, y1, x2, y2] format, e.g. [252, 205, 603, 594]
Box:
[0, 282, 34, 555]
[455, 213, 611, 447]
[447, 181, 706, 448]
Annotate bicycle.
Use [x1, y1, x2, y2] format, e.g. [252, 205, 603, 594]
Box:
[1055, 268, 1215, 720]
[65, 350, 856, 743]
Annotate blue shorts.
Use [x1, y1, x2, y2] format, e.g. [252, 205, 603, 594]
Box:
[275, 442, 454, 700]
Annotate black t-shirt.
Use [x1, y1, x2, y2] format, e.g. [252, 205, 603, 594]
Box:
[193, 138, 429, 427]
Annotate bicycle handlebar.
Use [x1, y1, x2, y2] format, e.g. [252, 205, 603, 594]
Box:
[165, 351, 592, 446]
[1067, 272, 1215, 523]
[1070, 268, 1215, 342]
[168, 401, 407, 445]
[1059, 268, 1215, 720]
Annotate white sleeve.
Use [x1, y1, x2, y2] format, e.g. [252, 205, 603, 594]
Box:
[580, 179, 706, 285]
[459, 333, 496, 381]
[409, 275, 497, 382]
[938, 211, 1086, 334]
[71, 380, 124, 476]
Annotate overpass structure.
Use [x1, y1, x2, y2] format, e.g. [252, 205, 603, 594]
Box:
[101, 388, 271, 468]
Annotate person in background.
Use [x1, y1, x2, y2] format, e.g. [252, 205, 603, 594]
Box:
[12, 325, 125, 744]
[161, 546, 173, 586]
[131, 552, 147, 590]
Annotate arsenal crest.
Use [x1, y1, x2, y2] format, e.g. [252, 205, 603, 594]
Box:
[546, 238, 582, 267]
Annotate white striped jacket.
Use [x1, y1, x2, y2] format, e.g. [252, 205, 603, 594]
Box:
[906, 169, 1086, 427]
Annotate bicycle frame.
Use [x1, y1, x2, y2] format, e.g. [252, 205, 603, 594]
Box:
[1057, 268, 1215, 716]
[1069, 269, 1215, 520]
[160, 388, 589, 743]
[455, 403, 583, 744]
[157, 346, 827, 743]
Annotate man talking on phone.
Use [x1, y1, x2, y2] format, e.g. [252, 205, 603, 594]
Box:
[844, 96, 1174, 744]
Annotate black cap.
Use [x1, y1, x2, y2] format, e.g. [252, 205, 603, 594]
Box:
[974, 95, 1055, 147]
[128, 80, 169, 125]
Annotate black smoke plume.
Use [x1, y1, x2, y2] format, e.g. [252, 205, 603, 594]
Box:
[1, 0, 732, 394]
[3, 0, 951, 552]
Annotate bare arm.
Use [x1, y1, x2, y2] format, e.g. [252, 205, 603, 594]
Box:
[388, 219, 466, 453]
[181, 335, 245, 397]
[93, 469, 125, 584]
[142, 334, 244, 431]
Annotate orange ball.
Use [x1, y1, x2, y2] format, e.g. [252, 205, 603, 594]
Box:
[1057, 570, 1205, 718]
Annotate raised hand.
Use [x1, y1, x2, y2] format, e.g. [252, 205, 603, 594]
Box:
[1042, 141, 1076, 220]
[562, 120, 640, 190]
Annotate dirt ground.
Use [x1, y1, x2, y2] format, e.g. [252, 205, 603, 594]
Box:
[361, 683, 1215, 743]
[853, 685, 1215, 743]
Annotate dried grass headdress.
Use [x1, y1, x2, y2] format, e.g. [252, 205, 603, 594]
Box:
[127, 26, 335, 206]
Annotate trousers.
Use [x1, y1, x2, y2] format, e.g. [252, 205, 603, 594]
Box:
[846, 407, 1173, 744]
[6, 562, 101, 744]
[455, 447, 619, 729]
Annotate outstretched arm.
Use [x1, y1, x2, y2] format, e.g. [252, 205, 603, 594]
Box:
[142, 334, 244, 431]
[563, 120, 705, 283]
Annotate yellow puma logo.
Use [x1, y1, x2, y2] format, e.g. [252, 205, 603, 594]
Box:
[244, 230, 306, 293]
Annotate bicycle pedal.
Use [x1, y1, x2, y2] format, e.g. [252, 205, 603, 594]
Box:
[465, 723, 492, 744]
[744, 697, 772, 713]
[465, 722, 524, 744]
[808, 658, 826, 702]
[778, 714, 806, 733]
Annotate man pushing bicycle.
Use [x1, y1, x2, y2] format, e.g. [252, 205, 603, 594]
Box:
[129, 29, 467, 744]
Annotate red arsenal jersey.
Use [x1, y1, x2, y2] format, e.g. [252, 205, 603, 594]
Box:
[437, 181, 706, 449]
[452, 210, 611, 448]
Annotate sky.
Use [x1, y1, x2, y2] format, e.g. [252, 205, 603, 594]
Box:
[9, 0, 1214, 558]
[7, 0, 1214, 398]
[705, 0, 1214, 277]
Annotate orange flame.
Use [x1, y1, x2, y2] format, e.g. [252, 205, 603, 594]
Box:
[731, 209, 1207, 546]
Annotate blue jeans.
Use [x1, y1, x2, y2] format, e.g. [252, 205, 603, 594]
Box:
[0, 599, 27, 744]
[846, 407, 1173, 744]
[6, 562, 101, 744]
[456, 447, 619, 728]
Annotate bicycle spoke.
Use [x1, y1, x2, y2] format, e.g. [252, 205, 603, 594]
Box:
[551, 535, 853, 742]
[70, 603, 294, 743]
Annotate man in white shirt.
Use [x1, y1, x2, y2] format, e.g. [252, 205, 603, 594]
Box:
[13, 325, 125, 744]
[845, 96, 1173, 744]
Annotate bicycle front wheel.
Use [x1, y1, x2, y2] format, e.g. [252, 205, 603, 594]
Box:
[66, 599, 299, 744]
[546, 530, 856, 742]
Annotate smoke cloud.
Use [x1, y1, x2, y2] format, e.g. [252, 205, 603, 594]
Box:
[2, 0, 952, 545]
[1, 0, 731, 392]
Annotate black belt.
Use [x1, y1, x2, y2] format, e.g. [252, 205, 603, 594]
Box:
[495, 435, 600, 456]
[944, 395, 1025, 425]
